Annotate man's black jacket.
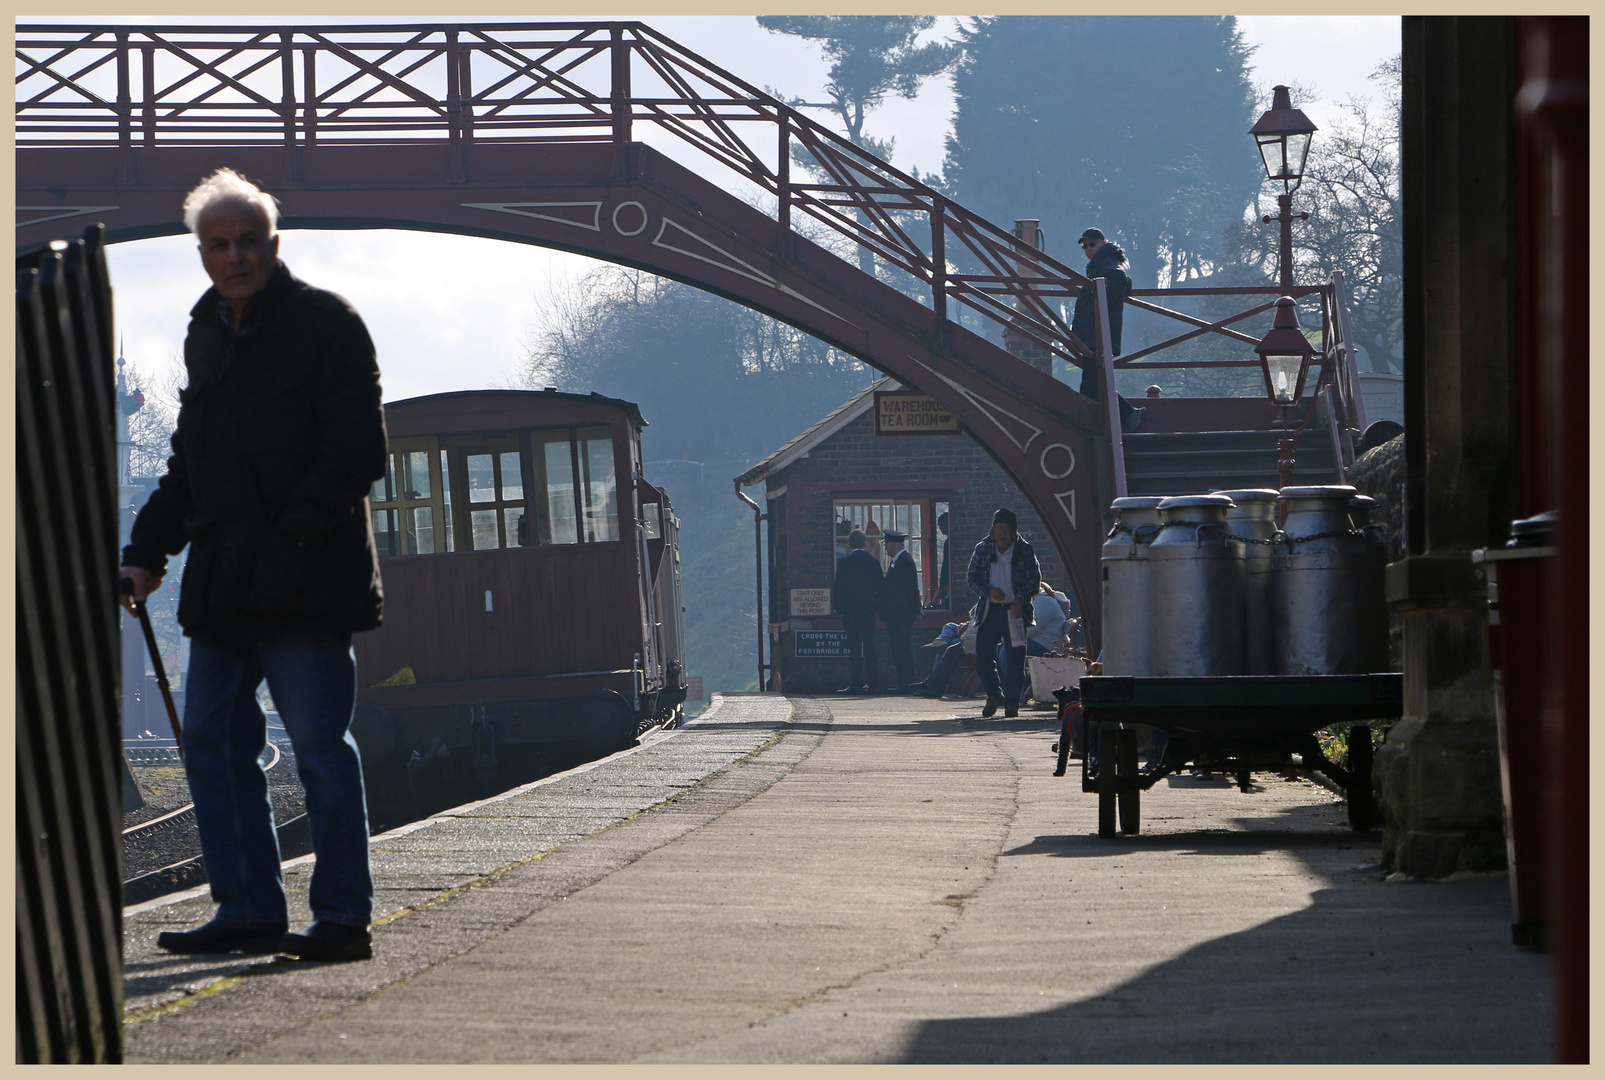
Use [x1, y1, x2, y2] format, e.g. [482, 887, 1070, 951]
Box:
[833, 548, 884, 620]
[880, 549, 921, 624]
[123, 263, 388, 643]
[1070, 242, 1132, 356]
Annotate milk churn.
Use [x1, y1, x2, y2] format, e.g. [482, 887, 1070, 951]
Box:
[1218, 489, 1280, 675]
[1149, 494, 1244, 676]
[1100, 497, 1165, 675]
[1272, 485, 1388, 674]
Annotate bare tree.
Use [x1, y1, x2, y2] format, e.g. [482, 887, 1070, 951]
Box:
[121, 357, 179, 479]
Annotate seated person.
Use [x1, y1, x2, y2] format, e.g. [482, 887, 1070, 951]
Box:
[1027, 582, 1072, 657]
[911, 604, 977, 699]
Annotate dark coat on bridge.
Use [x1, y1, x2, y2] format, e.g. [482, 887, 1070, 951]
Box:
[122, 263, 388, 644]
[833, 548, 885, 620]
[1071, 242, 1132, 356]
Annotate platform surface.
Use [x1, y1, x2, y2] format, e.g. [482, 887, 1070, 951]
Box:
[122, 692, 1551, 1064]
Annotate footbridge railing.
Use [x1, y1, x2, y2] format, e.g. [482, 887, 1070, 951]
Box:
[16, 20, 1368, 454]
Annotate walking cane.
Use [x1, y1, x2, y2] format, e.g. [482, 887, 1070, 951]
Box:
[120, 578, 184, 756]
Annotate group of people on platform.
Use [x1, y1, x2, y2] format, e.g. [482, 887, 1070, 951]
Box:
[833, 507, 1079, 720]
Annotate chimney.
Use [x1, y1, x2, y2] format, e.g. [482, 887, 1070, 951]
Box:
[1003, 218, 1054, 375]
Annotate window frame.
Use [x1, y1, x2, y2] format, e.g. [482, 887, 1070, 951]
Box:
[370, 436, 449, 557]
[830, 494, 951, 610]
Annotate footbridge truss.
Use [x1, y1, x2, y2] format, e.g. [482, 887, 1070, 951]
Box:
[15, 21, 1368, 650]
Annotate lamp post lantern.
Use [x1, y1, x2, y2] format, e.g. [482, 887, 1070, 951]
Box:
[1255, 295, 1318, 490]
[1250, 85, 1318, 292]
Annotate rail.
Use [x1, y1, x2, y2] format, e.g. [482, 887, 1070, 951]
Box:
[120, 740, 280, 843]
[16, 20, 1368, 442]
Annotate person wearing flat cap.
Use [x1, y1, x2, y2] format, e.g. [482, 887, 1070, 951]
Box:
[965, 508, 1042, 718]
[879, 529, 921, 692]
[1071, 227, 1145, 434]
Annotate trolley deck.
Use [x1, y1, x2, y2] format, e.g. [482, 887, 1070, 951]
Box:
[1061, 673, 1404, 837]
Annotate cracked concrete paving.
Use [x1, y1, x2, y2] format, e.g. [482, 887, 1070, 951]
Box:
[124, 692, 1550, 1064]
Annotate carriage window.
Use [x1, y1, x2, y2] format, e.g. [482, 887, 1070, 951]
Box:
[373, 509, 400, 557]
[641, 502, 661, 541]
[402, 451, 432, 500]
[438, 433, 526, 551]
[372, 456, 396, 504]
[577, 427, 619, 543]
[407, 506, 437, 554]
[467, 454, 496, 503]
[371, 441, 443, 557]
[500, 452, 524, 501]
[537, 432, 578, 545]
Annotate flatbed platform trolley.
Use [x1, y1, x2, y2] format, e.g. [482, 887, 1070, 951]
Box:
[1055, 674, 1404, 837]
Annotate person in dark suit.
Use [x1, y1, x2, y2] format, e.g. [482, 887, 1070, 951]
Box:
[880, 529, 921, 692]
[833, 529, 883, 694]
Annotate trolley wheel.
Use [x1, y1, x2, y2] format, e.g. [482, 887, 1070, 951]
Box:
[1097, 725, 1118, 838]
[1117, 727, 1140, 835]
[1346, 724, 1375, 832]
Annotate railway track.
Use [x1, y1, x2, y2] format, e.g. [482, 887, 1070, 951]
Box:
[122, 740, 294, 904]
[121, 741, 280, 844]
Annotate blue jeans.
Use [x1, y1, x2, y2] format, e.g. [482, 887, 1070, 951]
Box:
[974, 606, 1026, 708]
[921, 641, 967, 696]
[183, 631, 373, 927]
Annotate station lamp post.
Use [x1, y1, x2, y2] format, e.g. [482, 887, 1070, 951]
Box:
[1250, 85, 1318, 291]
[1256, 295, 1318, 490]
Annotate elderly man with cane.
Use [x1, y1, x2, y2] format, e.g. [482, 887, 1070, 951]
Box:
[119, 168, 387, 963]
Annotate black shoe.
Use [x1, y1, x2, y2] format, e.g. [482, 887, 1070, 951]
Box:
[982, 695, 1001, 718]
[280, 921, 372, 963]
[156, 917, 288, 955]
[835, 686, 860, 695]
[1004, 707, 1019, 719]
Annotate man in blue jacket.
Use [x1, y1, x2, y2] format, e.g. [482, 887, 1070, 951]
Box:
[965, 508, 1042, 718]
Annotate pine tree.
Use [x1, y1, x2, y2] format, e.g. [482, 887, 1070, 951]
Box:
[942, 16, 1261, 291]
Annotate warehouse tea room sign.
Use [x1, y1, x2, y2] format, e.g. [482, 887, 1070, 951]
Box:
[874, 391, 959, 435]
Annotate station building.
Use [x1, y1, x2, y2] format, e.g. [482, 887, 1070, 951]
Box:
[736, 376, 1074, 694]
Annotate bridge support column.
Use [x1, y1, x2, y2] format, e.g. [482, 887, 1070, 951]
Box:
[1375, 17, 1516, 881]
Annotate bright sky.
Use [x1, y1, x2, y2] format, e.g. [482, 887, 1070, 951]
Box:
[82, 15, 1400, 405]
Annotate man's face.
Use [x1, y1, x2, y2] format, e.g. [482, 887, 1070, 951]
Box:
[1080, 237, 1104, 260]
[991, 522, 1014, 547]
[197, 199, 278, 310]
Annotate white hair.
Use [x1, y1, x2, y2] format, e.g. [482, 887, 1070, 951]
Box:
[182, 168, 280, 235]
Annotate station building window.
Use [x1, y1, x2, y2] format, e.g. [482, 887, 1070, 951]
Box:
[831, 497, 951, 607]
[373, 428, 621, 556]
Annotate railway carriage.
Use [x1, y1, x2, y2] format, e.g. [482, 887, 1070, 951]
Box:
[350, 389, 686, 813]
